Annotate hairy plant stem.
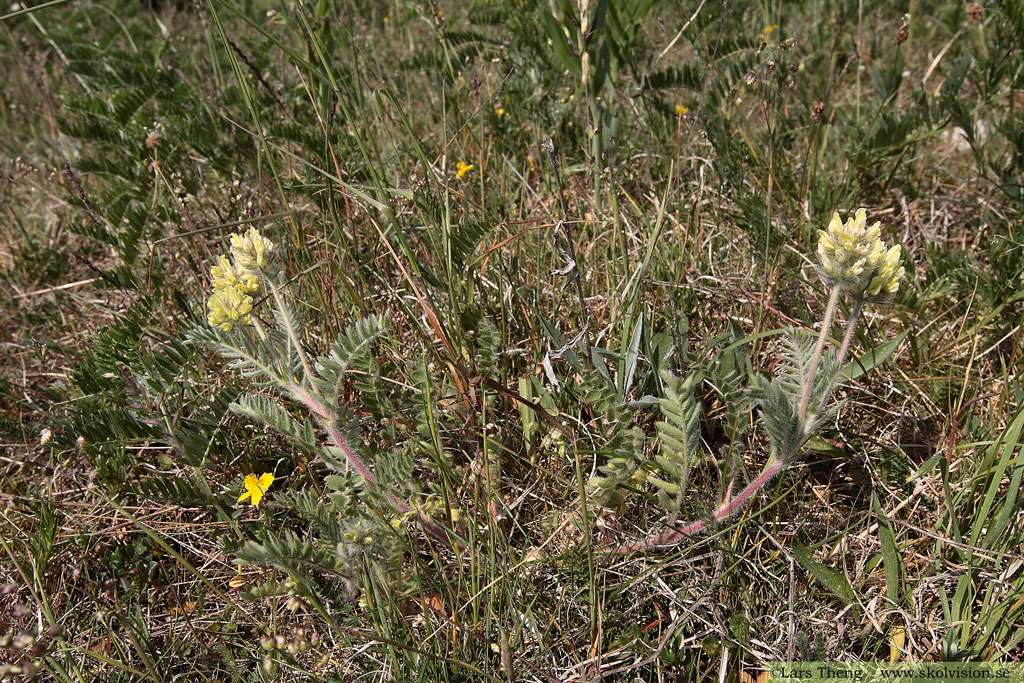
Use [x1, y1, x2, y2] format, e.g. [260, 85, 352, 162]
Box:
[797, 284, 841, 433]
[820, 298, 863, 411]
[265, 277, 316, 383]
[608, 457, 787, 553]
[835, 299, 864, 371]
[258, 274, 458, 546]
[614, 285, 855, 554]
[287, 380, 459, 547]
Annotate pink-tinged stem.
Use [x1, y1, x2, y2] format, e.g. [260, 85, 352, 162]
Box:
[712, 457, 785, 523]
[606, 457, 786, 554]
[323, 421, 378, 486]
[289, 381, 382, 489]
[606, 518, 708, 554]
[289, 386, 455, 545]
[834, 300, 863, 373]
[289, 383, 330, 420]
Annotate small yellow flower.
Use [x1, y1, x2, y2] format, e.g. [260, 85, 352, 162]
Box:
[495, 106, 506, 117]
[238, 472, 274, 507]
[675, 104, 689, 117]
[455, 161, 474, 179]
[758, 24, 779, 42]
[229, 228, 275, 273]
[207, 284, 254, 331]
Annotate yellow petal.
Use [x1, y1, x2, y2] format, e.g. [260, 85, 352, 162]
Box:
[828, 212, 842, 236]
[257, 473, 274, 491]
[250, 486, 264, 507]
[238, 489, 252, 503]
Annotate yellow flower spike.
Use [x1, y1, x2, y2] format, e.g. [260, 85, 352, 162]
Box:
[455, 161, 474, 179]
[851, 243, 905, 300]
[817, 208, 886, 285]
[819, 208, 906, 301]
[207, 284, 254, 331]
[211, 255, 260, 294]
[238, 472, 274, 507]
[230, 227, 275, 273]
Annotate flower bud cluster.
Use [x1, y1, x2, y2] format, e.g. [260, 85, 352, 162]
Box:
[817, 209, 905, 300]
[206, 228, 275, 331]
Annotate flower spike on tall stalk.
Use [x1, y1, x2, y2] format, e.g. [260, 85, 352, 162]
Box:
[612, 208, 905, 554]
[199, 227, 457, 548]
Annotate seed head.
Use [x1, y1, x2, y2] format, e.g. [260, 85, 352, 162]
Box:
[811, 101, 825, 123]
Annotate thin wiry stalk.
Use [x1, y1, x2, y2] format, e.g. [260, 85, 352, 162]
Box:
[835, 299, 864, 371]
[819, 298, 864, 412]
[543, 137, 592, 353]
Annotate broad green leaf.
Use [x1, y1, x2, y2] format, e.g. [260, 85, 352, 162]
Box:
[794, 540, 857, 605]
[840, 329, 909, 382]
[876, 510, 901, 603]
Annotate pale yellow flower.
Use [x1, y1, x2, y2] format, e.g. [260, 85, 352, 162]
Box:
[455, 161, 474, 179]
[850, 243, 905, 300]
[817, 208, 885, 284]
[210, 255, 260, 294]
[207, 284, 254, 331]
[230, 228, 275, 273]
[818, 208, 905, 300]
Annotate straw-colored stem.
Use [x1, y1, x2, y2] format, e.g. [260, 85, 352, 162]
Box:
[820, 299, 864, 410]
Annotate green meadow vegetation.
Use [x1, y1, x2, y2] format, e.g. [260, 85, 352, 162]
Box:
[2, 0, 1024, 679]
